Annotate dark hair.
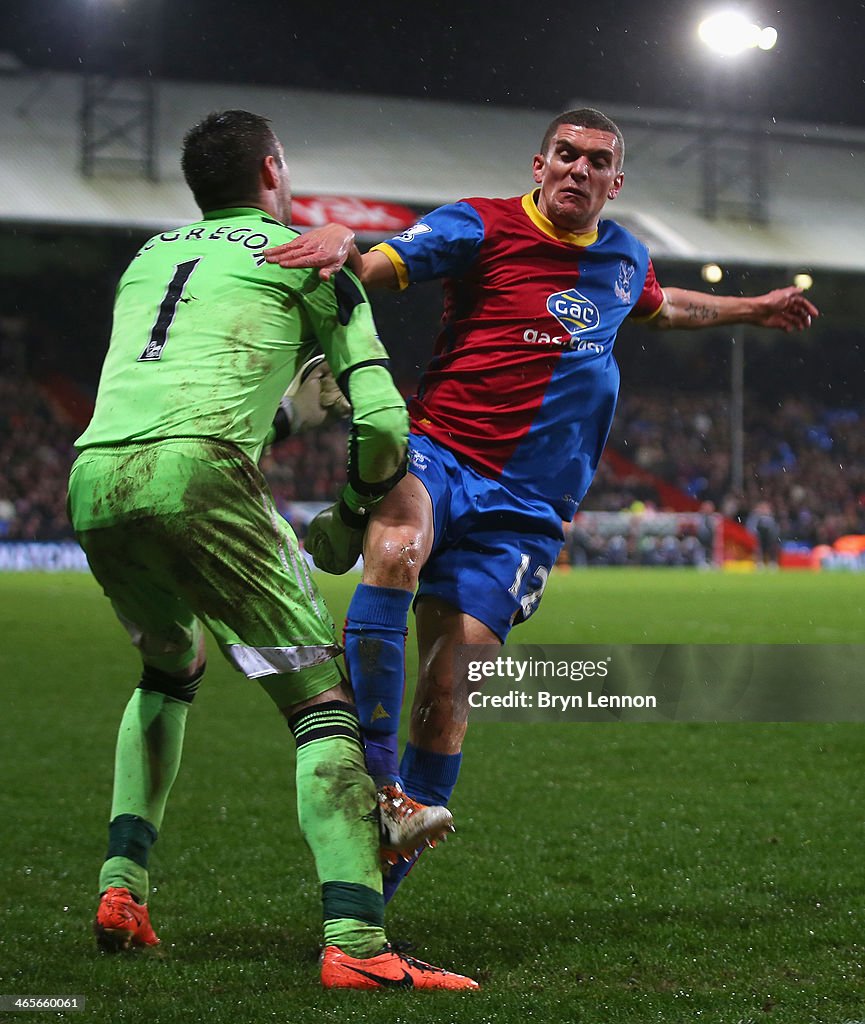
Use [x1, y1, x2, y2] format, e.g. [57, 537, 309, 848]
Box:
[181, 110, 283, 212]
[540, 108, 625, 169]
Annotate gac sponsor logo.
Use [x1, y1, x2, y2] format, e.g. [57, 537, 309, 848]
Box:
[547, 287, 601, 335]
[519, 287, 606, 353]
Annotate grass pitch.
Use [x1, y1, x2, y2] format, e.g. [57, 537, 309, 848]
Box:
[1, 569, 863, 1024]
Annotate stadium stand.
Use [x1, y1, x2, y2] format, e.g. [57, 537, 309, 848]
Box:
[0, 373, 78, 540]
[4, 72, 865, 272]
[4, 348, 863, 562]
[0, 357, 352, 541]
[566, 390, 864, 567]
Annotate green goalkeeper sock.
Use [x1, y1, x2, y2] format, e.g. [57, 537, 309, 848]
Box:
[288, 701, 386, 958]
[98, 689, 189, 899]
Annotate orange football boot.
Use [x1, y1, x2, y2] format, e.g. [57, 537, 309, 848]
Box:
[93, 886, 160, 952]
[321, 943, 479, 990]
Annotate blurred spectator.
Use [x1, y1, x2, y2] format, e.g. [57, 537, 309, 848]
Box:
[747, 501, 780, 567]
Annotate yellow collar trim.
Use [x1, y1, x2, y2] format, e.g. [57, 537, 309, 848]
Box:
[522, 191, 599, 247]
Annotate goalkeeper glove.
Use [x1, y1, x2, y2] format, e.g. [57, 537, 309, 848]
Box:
[271, 354, 351, 440]
[305, 497, 368, 574]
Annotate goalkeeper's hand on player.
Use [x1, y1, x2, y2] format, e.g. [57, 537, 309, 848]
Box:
[263, 224, 358, 281]
[271, 354, 351, 441]
[305, 495, 368, 574]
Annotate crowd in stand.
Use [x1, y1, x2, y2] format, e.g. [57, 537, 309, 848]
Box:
[260, 423, 350, 512]
[3, 371, 864, 556]
[587, 392, 865, 548]
[0, 373, 351, 541]
[0, 376, 79, 540]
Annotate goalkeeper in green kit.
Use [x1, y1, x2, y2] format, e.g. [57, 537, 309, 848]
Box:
[67, 110, 477, 990]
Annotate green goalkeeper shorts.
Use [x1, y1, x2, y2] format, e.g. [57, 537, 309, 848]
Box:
[68, 438, 341, 704]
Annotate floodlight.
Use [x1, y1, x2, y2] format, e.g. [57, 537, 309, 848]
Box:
[698, 11, 777, 56]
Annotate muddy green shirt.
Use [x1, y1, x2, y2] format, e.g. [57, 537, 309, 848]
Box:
[76, 207, 401, 466]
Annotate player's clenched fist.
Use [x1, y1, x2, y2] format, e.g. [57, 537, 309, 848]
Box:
[305, 500, 367, 574]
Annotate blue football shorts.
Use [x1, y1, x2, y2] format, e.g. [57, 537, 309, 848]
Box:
[408, 433, 565, 642]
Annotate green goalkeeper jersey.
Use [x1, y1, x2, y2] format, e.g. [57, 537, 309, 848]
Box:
[77, 207, 396, 464]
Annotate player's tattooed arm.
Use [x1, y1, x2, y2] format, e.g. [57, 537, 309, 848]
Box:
[650, 286, 819, 333]
[682, 301, 720, 324]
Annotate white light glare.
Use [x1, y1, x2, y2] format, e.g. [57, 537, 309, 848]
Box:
[793, 273, 813, 290]
[702, 263, 724, 284]
[758, 27, 778, 50]
[698, 12, 778, 56]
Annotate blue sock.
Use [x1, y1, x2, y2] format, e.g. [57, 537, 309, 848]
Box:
[400, 742, 462, 806]
[345, 584, 414, 786]
[383, 743, 463, 904]
[382, 851, 422, 904]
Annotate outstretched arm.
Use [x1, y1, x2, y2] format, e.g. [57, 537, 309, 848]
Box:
[651, 286, 819, 332]
[264, 224, 399, 288]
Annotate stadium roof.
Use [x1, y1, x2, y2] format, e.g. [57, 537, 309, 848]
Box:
[2, 71, 865, 272]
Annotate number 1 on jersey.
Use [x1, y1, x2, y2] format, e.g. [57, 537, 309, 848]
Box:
[138, 258, 201, 361]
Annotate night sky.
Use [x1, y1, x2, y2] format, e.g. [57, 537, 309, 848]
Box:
[1, 0, 864, 129]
